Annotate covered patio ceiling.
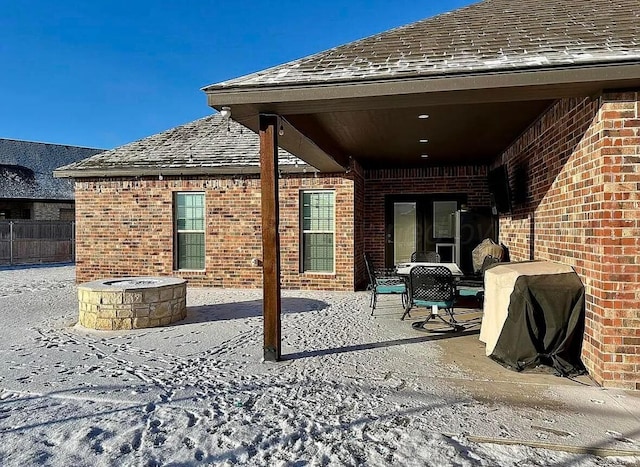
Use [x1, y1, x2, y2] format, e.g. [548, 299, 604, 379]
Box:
[282, 99, 552, 169]
[206, 64, 640, 171]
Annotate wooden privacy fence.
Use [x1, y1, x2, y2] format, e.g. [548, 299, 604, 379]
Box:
[0, 220, 75, 266]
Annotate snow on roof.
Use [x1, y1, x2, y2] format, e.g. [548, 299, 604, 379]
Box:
[0, 138, 103, 200]
[55, 114, 307, 177]
[204, 0, 640, 90]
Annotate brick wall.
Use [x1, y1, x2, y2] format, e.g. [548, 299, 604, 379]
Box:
[363, 166, 492, 269]
[32, 201, 75, 220]
[74, 173, 356, 291]
[498, 93, 640, 389]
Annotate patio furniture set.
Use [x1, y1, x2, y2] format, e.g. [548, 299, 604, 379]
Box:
[365, 252, 499, 332]
[365, 252, 586, 377]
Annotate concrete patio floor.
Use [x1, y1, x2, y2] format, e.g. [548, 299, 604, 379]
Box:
[2, 264, 638, 464]
[368, 295, 640, 457]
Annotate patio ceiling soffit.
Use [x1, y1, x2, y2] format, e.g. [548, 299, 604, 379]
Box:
[214, 109, 349, 173]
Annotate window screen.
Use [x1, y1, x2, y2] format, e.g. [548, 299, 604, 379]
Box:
[301, 191, 334, 272]
[175, 192, 205, 270]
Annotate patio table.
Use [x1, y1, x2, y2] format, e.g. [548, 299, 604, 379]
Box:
[396, 262, 463, 277]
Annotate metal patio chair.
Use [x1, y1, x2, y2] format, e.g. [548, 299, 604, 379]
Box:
[402, 265, 461, 331]
[456, 254, 501, 302]
[364, 252, 407, 315]
[410, 251, 440, 262]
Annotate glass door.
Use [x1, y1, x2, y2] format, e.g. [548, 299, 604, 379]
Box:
[432, 200, 457, 263]
[393, 202, 416, 264]
[385, 194, 466, 268]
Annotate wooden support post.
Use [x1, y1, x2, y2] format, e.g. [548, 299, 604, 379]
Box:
[259, 114, 281, 362]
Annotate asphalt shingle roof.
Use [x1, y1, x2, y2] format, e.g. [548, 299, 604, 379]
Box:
[55, 115, 306, 176]
[204, 0, 640, 90]
[0, 138, 103, 199]
[56, 0, 640, 176]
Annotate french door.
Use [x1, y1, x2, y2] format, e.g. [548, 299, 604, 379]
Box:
[392, 202, 417, 264]
[385, 194, 465, 267]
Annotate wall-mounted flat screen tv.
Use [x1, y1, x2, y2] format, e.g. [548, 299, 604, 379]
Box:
[488, 165, 512, 214]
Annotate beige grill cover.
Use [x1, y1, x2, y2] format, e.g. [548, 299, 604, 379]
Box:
[471, 238, 504, 273]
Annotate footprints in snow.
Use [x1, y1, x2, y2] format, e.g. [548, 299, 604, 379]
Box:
[116, 405, 207, 460]
[86, 426, 108, 454]
[186, 411, 198, 427]
[0, 278, 73, 298]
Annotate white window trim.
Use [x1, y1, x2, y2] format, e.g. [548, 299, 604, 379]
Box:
[300, 189, 336, 274]
[174, 191, 206, 271]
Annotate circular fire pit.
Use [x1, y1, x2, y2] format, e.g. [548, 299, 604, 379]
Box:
[77, 277, 187, 330]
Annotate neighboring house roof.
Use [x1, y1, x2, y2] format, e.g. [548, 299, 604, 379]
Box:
[55, 114, 309, 178]
[0, 138, 103, 200]
[204, 0, 640, 91]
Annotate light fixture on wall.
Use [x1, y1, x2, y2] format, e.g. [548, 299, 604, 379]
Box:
[220, 106, 232, 133]
[220, 106, 231, 119]
[278, 115, 285, 136]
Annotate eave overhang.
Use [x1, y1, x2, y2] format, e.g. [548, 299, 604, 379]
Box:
[204, 62, 640, 170]
[53, 164, 316, 179]
[206, 62, 640, 110]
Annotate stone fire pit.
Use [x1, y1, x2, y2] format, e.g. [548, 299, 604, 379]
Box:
[77, 277, 187, 330]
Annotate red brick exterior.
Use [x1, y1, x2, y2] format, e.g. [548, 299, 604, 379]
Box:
[75, 172, 357, 291]
[498, 92, 640, 389]
[75, 164, 491, 293]
[74, 92, 640, 389]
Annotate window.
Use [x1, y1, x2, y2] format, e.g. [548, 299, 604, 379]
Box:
[301, 191, 335, 273]
[59, 208, 75, 221]
[174, 192, 205, 270]
[433, 201, 457, 238]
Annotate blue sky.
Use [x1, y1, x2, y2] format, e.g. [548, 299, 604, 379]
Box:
[0, 1, 475, 150]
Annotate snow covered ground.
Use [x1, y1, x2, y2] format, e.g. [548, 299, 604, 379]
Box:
[0, 264, 638, 466]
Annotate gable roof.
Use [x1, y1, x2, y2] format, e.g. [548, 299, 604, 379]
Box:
[0, 138, 103, 200]
[204, 0, 640, 91]
[55, 114, 308, 178]
[202, 0, 640, 170]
